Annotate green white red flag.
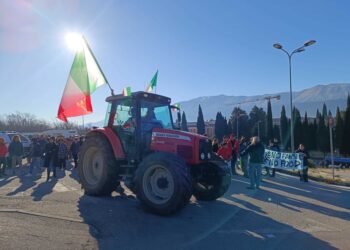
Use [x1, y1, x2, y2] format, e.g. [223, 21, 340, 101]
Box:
[146, 70, 158, 93]
[57, 38, 107, 122]
[122, 86, 132, 96]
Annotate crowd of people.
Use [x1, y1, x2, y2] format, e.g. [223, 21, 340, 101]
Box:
[212, 134, 310, 190]
[0, 134, 85, 182]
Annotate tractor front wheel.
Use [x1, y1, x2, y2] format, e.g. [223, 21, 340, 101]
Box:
[192, 161, 231, 201]
[78, 135, 118, 196]
[135, 152, 192, 215]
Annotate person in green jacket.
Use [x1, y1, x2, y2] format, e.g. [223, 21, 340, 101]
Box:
[241, 136, 265, 190]
[8, 135, 24, 175]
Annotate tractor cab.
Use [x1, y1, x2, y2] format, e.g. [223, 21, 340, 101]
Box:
[104, 91, 174, 161]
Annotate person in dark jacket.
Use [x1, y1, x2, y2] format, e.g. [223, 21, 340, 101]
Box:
[266, 139, 280, 177]
[212, 138, 219, 153]
[239, 136, 249, 178]
[296, 144, 310, 182]
[44, 137, 58, 181]
[9, 135, 24, 175]
[26, 137, 43, 176]
[57, 137, 68, 170]
[241, 136, 265, 190]
[70, 137, 80, 168]
[229, 134, 240, 175]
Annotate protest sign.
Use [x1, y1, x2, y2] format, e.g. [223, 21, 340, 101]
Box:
[264, 149, 304, 170]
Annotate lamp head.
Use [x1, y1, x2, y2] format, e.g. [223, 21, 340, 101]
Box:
[273, 43, 283, 49]
[304, 40, 316, 47]
[295, 47, 305, 53]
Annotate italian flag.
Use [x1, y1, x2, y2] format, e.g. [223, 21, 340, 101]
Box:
[146, 70, 158, 93]
[57, 38, 107, 122]
[122, 86, 132, 96]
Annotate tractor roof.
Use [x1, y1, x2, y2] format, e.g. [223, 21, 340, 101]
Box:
[105, 91, 171, 104]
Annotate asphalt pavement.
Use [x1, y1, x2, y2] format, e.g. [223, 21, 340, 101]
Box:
[0, 164, 349, 250]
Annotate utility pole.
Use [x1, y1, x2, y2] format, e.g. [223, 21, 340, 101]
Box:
[227, 95, 280, 138]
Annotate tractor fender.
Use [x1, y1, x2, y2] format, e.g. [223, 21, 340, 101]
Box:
[86, 128, 125, 160]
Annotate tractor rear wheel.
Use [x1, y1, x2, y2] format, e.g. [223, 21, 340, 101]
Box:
[135, 152, 192, 215]
[192, 161, 231, 201]
[78, 135, 118, 196]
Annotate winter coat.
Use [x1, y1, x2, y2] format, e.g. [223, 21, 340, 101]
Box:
[8, 141, 23, 157]
[58, 143, 68, 159]
[217, 142, 233, 161]
[43, 142, 59, 168]
[70, 142, 80, 155]
[30, 141, 42, 158]
[241, 142, 265, 164]
[296, 148, 310, 167]
[212, 143, 219, 153]
[0, 144, 8, 157]
[230, 139, 240, 160]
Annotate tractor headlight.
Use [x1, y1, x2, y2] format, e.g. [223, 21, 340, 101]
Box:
[200, 153, 205, 160]
[207, 153, 211, 159]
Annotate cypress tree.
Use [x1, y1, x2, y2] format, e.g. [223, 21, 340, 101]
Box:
[302, 112, 310, 149]
[341, 94, 350, 155]
[280, 105, 289, 150]
[322, 103, 328, 118]
[266, 99, 273, 142]
[335, 107, 344, 150]
[293, 107, 303, 148]
[273, 125, 280, 142]
[316, 110, 328, 155]
[197, 105, 205, 135]
[214, 112, 225, 142]
[181, 111, 188, 131]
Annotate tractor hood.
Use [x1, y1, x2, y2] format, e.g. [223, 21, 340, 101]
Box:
[150, 128, 212, 165]
[151, 128, 208, 143]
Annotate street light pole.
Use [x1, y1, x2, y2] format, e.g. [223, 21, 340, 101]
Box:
[273, 40, 316, 152]
[288, 55, 294, 153]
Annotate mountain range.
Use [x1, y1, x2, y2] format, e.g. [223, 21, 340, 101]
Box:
[88, 83, 350, 127]
[179, 83, 350, 122]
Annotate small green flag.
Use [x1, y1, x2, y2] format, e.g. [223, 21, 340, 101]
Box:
[122, 86, 132, 96]
[146, 70, 158, 93]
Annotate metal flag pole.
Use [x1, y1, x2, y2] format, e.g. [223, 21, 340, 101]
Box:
[82, 36, 115, 96]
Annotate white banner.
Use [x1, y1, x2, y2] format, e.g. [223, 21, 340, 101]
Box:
[264, 149, 304, 170]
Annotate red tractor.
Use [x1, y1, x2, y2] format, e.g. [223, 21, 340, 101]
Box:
[78, 91, 231, 215]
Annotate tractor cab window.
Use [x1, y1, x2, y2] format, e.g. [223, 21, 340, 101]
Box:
[105, 99, 135, 129]
[113, 104, 132, 126]
[140, 101, 173, 129]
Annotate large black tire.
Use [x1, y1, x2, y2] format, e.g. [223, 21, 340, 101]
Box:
[135, 152, 192, 215]
[78, 135, 118, 196]
[192, 161, 231, 201]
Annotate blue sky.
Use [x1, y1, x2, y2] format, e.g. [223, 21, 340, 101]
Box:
[1, 0, 350, 124]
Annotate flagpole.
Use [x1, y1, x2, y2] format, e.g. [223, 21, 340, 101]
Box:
[82, 36, 115, 96]
[82, 115, 85, 129]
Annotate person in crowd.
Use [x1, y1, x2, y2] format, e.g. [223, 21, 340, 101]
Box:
[296, 144, 310, 182]
[217, 135, 233, 172]
[239, 136, 249, 178]
[57, 137, 68, 170]
[8, 135, 23, 175]
[212, 137, 219, 153]
[241, 136, 265, 190]
[70, 137, 80, 168]
[44, 137, 58, 181]
[229, 133, 240, 175]
[0, 138, 8, 176]
[267, 138, 280, 177]
[26, 137, 43, 176]
[38, 135, 48, 166]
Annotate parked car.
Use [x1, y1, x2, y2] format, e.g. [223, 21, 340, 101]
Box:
[324, 156, 350, 168]
[0, 131, 32, 157]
